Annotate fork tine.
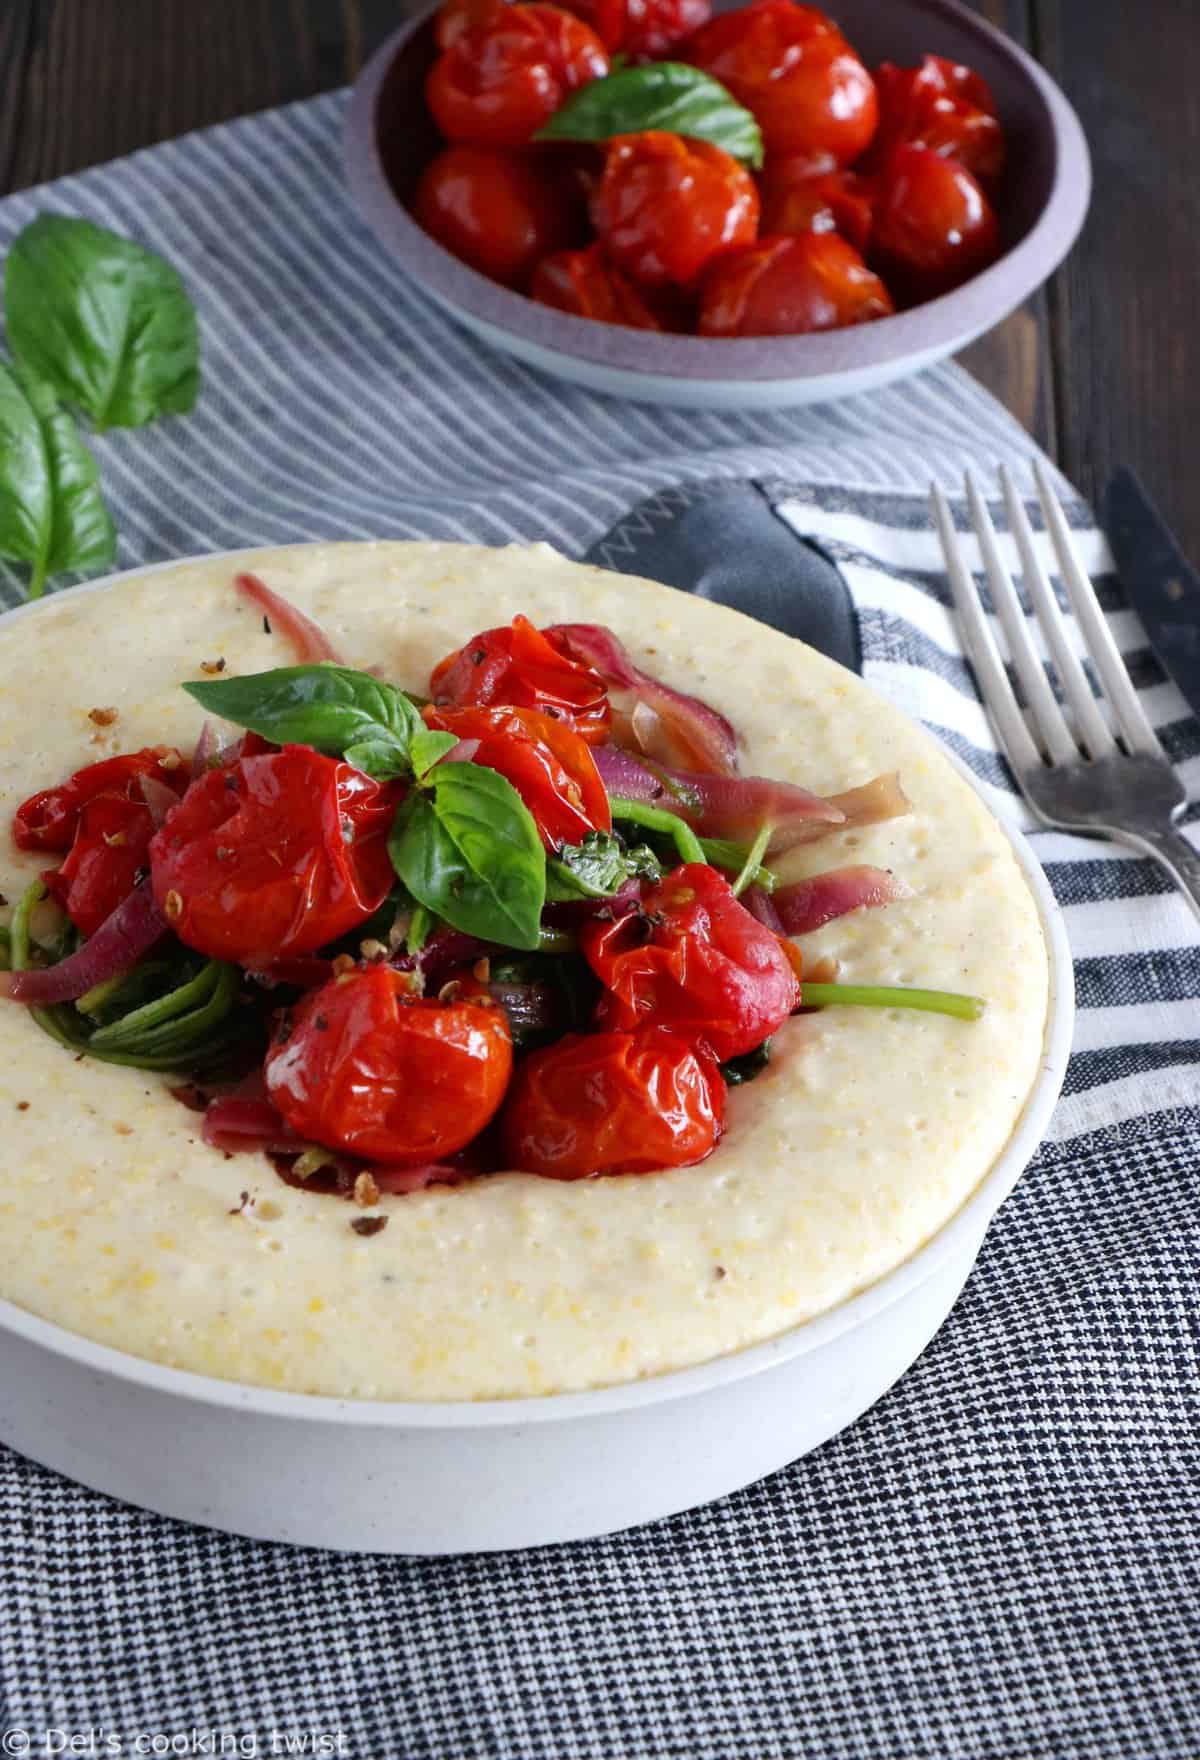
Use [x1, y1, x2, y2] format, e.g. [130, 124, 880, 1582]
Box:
[963, 471, 1078, 765]
[996, 466, 1117, 758]
[1032, 459, 1164, 758]
[930, 483, 1041, 774]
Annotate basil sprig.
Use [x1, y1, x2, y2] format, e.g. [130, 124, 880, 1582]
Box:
[390, 761, 546, 951]
[535, 63, 764, 168]
[546, 830, 662, 902]
[184, 664, 425, 781]
[0, 362, 115, 598]
[5, 215, 200, 430]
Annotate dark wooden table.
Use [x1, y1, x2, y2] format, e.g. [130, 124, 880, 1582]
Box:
[3, 0, 1196, 554]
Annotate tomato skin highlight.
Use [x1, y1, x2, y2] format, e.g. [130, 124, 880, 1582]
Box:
[870, 143, 1000, 302]
[684, 1, 878, 164]
[426, 4, 610, 149]
[592, 131, 759, 290]
[758, 158, 875, 253]
[148, 746, 401, 964]
[425, 703, 612, 848]
[429, 613, 612, 742]
[698, 232, 893, 337]
[13, 748, 186, 852]
[413, 146, 583, 287]
[583, 862, 801, 1059]
[869, 54, 1005, 188]
[501, 1024, 724, 1177]
[531, 243, 669, 329]
[265, 966, 513, 1165]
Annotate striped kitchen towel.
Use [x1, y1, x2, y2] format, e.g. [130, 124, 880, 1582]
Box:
[0, 87, 1196, 1760]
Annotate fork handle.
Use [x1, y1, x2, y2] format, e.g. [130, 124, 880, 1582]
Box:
[1119, 825, 1200, 925]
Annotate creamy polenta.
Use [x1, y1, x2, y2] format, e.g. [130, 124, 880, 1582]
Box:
[0, 543, 1048, 1400]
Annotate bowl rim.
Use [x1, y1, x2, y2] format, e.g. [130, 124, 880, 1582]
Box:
[0, 544, 1075, 1428]
[342, 0, 1092, 384]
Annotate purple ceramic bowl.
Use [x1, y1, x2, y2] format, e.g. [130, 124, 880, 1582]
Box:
[343, 0, 1090, 409]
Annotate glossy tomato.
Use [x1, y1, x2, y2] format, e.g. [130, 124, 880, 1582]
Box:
[698, 232, 893, 336]
[684, 2, 877, 163]
[621, 0, 712, 56]
[435, 0, 509, 50]
[44, 792, 159, 938]
[429, 613, 612, 742]
[413, 146, 582, 287]
[871, 55, 1005, 187]
[758, 158, 874, 252]
[265, 965, 513, 1164]
[425, 704, 611, 848]
[501, 1024, 723, 1177]
[148, 746, 401, 964]
[592, 131, 759, 289]
[426, 4, 610, 149]
[583, 862, 801, 1059]
[13, 747, 186, 852]
[870, 143, 1000, 302]
[531, 243, 669, 329]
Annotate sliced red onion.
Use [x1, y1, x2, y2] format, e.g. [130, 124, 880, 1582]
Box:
[392, 926, 494, 992]
[138, 772, 180, 826]
[740, 884, 784, 933]
[3, 883, 168, 1005]
[440, 737, 480, 765]
[190, 719, 220, 780]
[594, 746, 842, 856]
[592, 746, 670, 803]
[826, 773, 911, 832]
[550, 623, 739, 776]
[543, 876, 643, 928]
[774, 865, 910, 935]
[235, 573, 343, 664]
[246, 955, 335, 991]
[371, 1161, 477, 1195]
[202, 1095, 305, 1155]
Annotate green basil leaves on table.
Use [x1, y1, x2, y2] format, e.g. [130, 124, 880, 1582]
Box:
[185, 665, 425, 780]
[535, 63, 764, 168]
[0, 362, 115, 599]
[546, 830, 662, 902]
[389, 762, 546, 951]
[4, 215, 200, 430]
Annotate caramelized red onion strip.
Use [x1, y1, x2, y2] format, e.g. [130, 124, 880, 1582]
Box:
[2, 884, 168, 1004]
[550, 623, 739, 776]
[235, 573, 343, 664]
[774, 865, 910, 935]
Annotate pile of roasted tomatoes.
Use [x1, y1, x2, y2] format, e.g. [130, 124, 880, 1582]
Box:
[410, 0, 1006, 336]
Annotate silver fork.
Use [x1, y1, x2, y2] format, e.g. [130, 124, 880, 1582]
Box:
[930, 460, 1200, 924]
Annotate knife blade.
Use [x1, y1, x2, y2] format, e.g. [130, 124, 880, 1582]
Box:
[1103, 467, 1200, 722]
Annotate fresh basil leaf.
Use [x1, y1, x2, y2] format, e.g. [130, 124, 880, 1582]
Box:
[389, 761, 545, 951]
[0, 362, 115, 598]
[410, 727, 459, 779]
[535, 63, 764, 168]
[5, 215, 200, 431]
[184, 665, 423, 776]
[545, 830, 662, 901]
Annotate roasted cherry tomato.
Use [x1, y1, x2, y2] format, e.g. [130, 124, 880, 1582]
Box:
[531, 243, 669, 329]
[44, 792, 158, 938]
[436, 0, 707, 55]
[148, 746, 401, 964]
[621, 0, 712, 56]
[425, 704, 612, 848]
[501, 1024, 723, 1177]
[265, 965, 513, 1164]
[758, 158, 874, 252]
[13, 747, 186, 852]
[413, 146, 583, 287]
[592, 131, 759, 289]
[870, 55, 1005, 187]
[426, 4, 610, 149]
[698, 232, 893, 336]
[684, 2, 877, 164]
[583, 863, 800, 1059]
[429, 613, 612, 742]
[870, 143, 1000, 302]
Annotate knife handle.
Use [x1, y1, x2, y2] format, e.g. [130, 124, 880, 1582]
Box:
[1121, 824, 1200, 926]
